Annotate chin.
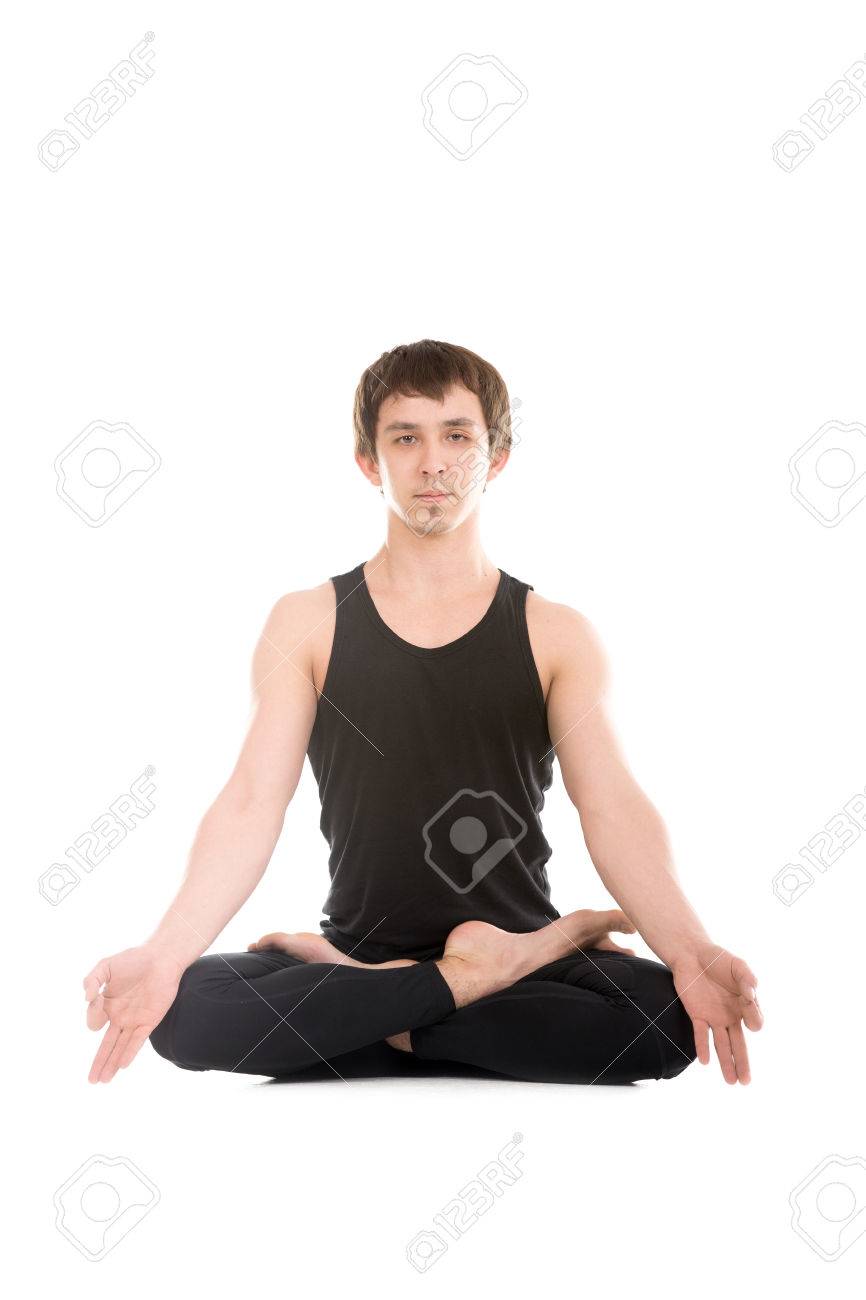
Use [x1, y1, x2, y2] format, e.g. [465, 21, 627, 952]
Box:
[404, 504, 450, 537]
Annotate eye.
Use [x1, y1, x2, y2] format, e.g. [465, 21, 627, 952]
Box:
[395, 432, 469, 444]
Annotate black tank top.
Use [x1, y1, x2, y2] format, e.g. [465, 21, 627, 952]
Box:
[306, 560, 561, 962]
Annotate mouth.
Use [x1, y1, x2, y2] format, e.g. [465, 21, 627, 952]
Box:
[416, 491, 447, 499]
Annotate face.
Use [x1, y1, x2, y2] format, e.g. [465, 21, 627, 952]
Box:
[363, 383, 507, 535]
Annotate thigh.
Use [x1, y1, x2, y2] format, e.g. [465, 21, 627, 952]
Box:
[520, 948, 696, 1078]
[149, 947, 457, 1077]
[148, 948, 307, 1071]
[411, 949, 696, 1084]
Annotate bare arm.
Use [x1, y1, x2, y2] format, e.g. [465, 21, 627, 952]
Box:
[145, 590, 321, 967]
[82, 588, 329, 1083]
[544, 606, 763, 1084]
[545, 606, 709, 969]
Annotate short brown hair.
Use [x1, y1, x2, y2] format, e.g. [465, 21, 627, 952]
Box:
[353, 339, 513, 466]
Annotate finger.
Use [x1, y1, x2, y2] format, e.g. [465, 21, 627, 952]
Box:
[116, 1024, 153, 1070]
[83, 958, 110, 1002]
[692, 1018, 710, 1065]
[728, 1021, 751, 1084]
[741, 995, 764, 1032]
[730, 955, 759, 1001]
[88, 1022, 122, 1084]
[86, 993, 109, 1031]
[95, 1026, 133, 1084]
[711, 1023, 738, 1084]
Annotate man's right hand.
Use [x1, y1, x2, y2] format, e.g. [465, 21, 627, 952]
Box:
[83, 945, 187, 1084]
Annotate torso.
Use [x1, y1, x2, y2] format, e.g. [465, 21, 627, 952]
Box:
[304, 559, 562, 953]
[304, 565, 558, 706]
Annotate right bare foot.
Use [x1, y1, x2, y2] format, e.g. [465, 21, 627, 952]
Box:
[247, 930, 418, 970]
[435, 907, 637, 1009]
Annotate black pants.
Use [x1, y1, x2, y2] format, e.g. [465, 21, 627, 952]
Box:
[149, 942, 697, 1085]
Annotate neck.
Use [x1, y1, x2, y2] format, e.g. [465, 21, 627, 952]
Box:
[365, 534, 497, 600]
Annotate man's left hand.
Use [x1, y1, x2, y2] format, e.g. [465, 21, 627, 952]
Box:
[671, 942, 763, 1084]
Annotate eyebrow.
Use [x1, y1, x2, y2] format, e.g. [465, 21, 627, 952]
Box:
[382, 417, 480, 433]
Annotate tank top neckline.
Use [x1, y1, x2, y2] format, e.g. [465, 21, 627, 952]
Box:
[354, 560, 509, 659]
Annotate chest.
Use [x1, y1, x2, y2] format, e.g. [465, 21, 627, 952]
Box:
[310, 589, 555, 707]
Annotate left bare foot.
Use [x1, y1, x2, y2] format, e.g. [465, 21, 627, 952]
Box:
[248, 930, 418, 970]
[549, 908, 638, 958]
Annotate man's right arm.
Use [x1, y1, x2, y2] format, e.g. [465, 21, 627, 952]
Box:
[144, 588, 322, 969]
[83, 587, 330, 1082]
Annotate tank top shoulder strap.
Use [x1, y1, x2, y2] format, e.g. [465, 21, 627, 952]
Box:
[317, 563, 366, 697]
[330, 562, 365, 604]
[498, 570, 546, 721]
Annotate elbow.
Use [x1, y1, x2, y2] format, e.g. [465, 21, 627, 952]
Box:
[579, 792, 668, 851]
[214, 781, 289, 832]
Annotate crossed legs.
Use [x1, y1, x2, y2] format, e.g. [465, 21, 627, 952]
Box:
[149, 910, 697, 1084]
[409, 950, 697, 1083]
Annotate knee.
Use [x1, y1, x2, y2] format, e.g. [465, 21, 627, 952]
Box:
[149, 955, 221, 1070]
[650, 971, 698, 1080]
[148, 1007, 181, 1065]
[657, 1022, 697, 1079]
[148, 999, 186, 1067]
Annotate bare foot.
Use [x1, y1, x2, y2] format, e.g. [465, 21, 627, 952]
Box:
[548, 907, 637, 958]
[434, 906, 637, 1010]
[252, 910, 637, 1055]
[247, 930, 418, 970]
[385, 907, 635, 1053]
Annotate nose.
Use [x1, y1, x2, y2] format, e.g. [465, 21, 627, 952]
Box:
[418, 453, 449, 479]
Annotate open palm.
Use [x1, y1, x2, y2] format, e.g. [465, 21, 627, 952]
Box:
[671, 941, 763, 1084]
[83, 946, 186, 1084]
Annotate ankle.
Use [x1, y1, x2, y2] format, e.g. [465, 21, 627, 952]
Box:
[435, 952, 510, 1009]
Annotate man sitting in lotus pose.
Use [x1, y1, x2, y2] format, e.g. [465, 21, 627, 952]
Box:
[83, 339, 763, 1087]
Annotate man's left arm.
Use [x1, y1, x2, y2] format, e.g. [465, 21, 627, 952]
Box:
[544, 605, 764, 1084]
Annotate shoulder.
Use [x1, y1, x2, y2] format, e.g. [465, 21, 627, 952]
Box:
[525, 588, 610, 690]
[252, 579, 338, 687]
[267, 578, 337, 630]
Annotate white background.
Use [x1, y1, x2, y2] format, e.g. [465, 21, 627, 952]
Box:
[4, 1, 865, 1294]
